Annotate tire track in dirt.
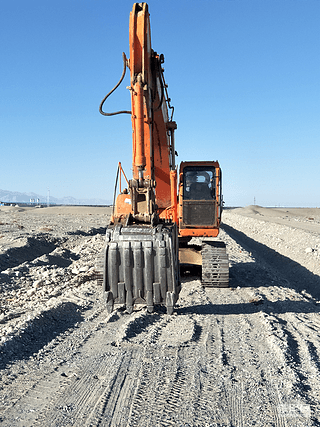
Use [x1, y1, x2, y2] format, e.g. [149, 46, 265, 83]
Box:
[203, 287, 292, 427]
[222, 210, 320, 424]
[219, 297, 315, 425]
[84, 350, 139, 427]
[155, 346, 201, 426]
[106, 304, 211, 426]
[0, 305, 124, 426]
[2, 206, 320, 426]
[126, 350, 166, 427]
[192, 316, 232, 426]
[125, 315, 201, 426]
[270, 312, 320, 421]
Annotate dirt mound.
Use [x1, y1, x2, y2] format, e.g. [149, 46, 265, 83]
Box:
[232, 205, 264, 216]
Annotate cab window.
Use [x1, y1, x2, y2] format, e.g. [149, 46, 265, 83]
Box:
[183, 167, 216, 200]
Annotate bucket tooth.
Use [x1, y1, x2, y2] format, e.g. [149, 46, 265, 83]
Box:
[159, 242, 167, 299]
[118, 282, 126, 304]
[166, 291, 175, 315]
[104, 291, 114, 314]
[133, 241, 143, 298]
[146, 290, 153, 312]
[126, 288, 133, 313]
[108, 243, 119, 299]
[153, 282, 161, 304]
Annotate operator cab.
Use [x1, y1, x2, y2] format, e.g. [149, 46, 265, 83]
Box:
[179, 162, 222, 230]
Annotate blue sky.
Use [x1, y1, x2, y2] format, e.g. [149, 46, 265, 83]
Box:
[1, 0, 319, 206]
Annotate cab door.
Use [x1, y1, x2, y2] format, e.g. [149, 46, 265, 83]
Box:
[180, 164, 219, 228]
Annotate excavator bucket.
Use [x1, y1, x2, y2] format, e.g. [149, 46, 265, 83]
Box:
[96, 223, 180, 314]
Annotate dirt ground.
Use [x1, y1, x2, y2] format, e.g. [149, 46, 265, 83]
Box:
[0, 205, 320, 426]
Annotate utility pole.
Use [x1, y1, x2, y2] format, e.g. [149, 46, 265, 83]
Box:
[47, 189, 50, 207]
[254, 196, 256, 205]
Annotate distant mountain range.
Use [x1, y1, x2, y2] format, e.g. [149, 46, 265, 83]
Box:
[0, 189, 112, 206]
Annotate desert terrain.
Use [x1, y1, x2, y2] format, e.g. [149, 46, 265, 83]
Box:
[0, 204, 320, 426]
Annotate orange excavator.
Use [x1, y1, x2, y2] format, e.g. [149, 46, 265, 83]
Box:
[97, 3, 228, 314]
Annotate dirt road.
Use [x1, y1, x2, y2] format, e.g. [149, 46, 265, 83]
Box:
[0, 205, 319, 426]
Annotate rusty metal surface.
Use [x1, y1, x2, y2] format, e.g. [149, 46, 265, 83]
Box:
[179, 246, 202, 266]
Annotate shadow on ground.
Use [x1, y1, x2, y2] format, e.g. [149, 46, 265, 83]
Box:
[222, 223, 320, 301]
[176, 297, 320, 316]
[67, 226, 106, 237]
[0, 302, 85, 369]
[0, 237, 57, 272]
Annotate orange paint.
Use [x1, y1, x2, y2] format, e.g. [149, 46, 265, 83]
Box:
[111, 4, 223, 242]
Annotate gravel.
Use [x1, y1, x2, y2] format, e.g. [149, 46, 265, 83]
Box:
[0, 204, 320, 426]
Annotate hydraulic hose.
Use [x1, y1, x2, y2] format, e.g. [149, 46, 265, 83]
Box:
[99, 53, 132, 116]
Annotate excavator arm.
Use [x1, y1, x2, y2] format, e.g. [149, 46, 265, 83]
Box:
[111, 3, 177, 224]
[96, 3, 180, 314]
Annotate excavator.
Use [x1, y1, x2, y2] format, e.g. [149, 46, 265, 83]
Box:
[97, 2, 228, 315]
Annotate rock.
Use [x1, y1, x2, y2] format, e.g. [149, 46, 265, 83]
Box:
[33, 279, 43, 288]
[305, 247, 313, 254]
[249, 297, 264, 305]
[5, 325, 14, 334]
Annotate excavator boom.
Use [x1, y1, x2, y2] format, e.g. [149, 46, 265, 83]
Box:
[97, 3, 180, 314]
[126, 3, 177, 221]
